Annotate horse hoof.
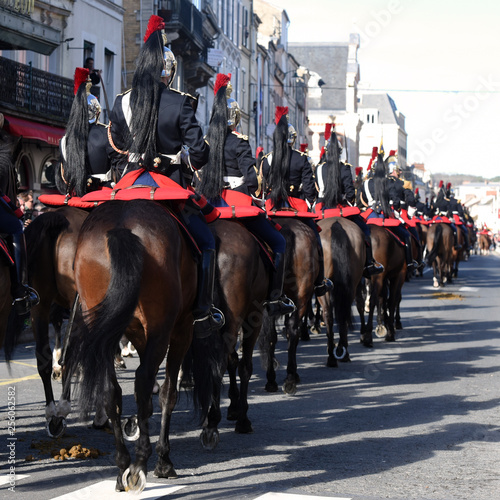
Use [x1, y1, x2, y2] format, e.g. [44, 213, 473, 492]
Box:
[282, 380, 297, 395]
[122, 467, 146, 494]
[47, 416, 66, 439]
[395, 321, 403, 330]
[154, 462, 178, 479]
[122, 416, 140, 442]
[327, 356, 338, 368]
[265, 381, 279, 393]
[152, 381, 160, 394]
[385, 334, 396, 342]
[52, 370, 62, 382]
[301, 333, 311, 341]
[310, 325, 321, 335]
[375, 325, 387, 338]
[114, 357, 127, 370]
[227, 407, 238, 421]
[235, 419, 253, 434]
[333, 345, 347, 360]
[360, 336, 373, 348]
[200, 428, 220, 450]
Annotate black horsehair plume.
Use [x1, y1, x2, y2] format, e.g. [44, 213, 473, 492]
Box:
[322, 132, 342, 208]
[268, 111, 290, 208]
[373, 153, 392, 216]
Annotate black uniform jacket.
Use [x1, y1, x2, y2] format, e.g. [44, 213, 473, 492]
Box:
[261, 148, 317, 205]
[109, 84, 209, 188]
[88, 123, 112, 175]
[387, 176, 415, 210]
[224, 131, 259, 195]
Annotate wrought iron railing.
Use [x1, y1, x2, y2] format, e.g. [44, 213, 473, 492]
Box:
[160, 0, 204, 47]
[0, 56, 73, 124]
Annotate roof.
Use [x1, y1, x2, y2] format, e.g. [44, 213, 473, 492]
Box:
[359, 93, 400, 125]
[289, 43, 348, 110]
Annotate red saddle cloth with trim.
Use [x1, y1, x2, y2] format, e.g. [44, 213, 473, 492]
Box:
[452, 214, 463, 226]
[361, 208, 402, 227]
[431, 215, 452, 224]
[400, 208, 417, 228]
[81, 169, 193, 203]
[314, 203, 360, 219]
[265, 197, 317, 218]
[216, 190, 264, 219]
[38, 192, 108, 209]
[0, 237, 14, 266]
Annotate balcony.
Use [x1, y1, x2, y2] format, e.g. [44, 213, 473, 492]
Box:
[0, 56, 73, 126]
[159, 0, 216, 92]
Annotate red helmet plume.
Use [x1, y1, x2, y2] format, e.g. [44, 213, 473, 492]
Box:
[388, 150, 396, 157]
[446, 182, 451, 191]
[300, 143, 308, 153]
[73, 67, 89, 95]
[415, 187, 419, 194]
[214, 73, 231, 96]
[439, 180, 444, 189]
[324, 123, 332, 142]
[256, 146, 264, 159]
[144, 15, 165, 43]
[275, 106, 288, 125]
[355, 166, 363, 177]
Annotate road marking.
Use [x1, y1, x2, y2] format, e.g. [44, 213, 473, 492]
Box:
[459, 286, 479, 292]
[11, 360, 38, 369]
[254, 493, 352, 500]
[0, 474, 30, 486]
[0, 374, 40, 386]
[50, 480, 185, 499]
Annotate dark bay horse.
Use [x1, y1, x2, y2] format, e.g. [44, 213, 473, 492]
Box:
[317, 217, 365, 366]
[199, 218, 269, 444]
[360, 224, 406, 345]
[260, 217, 318, 395]
[479, 232, 492, 254]
[67, 199, 214, 492]
[426, 223, 454, 287]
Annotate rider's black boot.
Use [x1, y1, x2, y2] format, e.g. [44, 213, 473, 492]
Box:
[10, 233, 39, 315]
[362, 238, 384, 278]
[192, 249, 225, 337]
[264, 252, 296, 317]
[313, 244, 333, 297]
[404, 235, 417, 272]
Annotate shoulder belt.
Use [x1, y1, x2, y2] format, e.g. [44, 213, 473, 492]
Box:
[363, 179, 375, 207]
[293, 149, 308, 157]
[116, 88, 132, 97]
[232, 131, 248, 140]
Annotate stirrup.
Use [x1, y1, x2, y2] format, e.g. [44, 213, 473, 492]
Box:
[12, 286, 39, 315]
[264, 296, 296, 317]
[363, 262, 384, 278]
[406, 260, 417, 270]
[315, 278, 333, 297]
[193, 306, 225, 337]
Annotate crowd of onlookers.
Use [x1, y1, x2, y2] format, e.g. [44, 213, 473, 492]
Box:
[16, 190, 45, 228]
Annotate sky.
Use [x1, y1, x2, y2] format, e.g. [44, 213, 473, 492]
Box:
[267, 0, 500, 178]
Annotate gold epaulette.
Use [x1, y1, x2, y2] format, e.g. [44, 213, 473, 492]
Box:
[294, 149, 308, 157]
[232, 131, 248, 141]
[262, 151, 272, 159]
[170, 88, 197, 100]
[117, 88, 132, 96]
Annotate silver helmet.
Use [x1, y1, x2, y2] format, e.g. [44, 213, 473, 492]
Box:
[287, 123, 297, 146]
[161, 47, 177, 86]
[87, 94, 101, 124]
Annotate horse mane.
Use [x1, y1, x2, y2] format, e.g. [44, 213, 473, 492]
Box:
[322, 132, 342, 208]
[267, 116, 290, 207]
[198, 86, 228, 201]
[61, 85, 90, 196]
[129, 30, 164, 169]
[373, 154, 392, 215]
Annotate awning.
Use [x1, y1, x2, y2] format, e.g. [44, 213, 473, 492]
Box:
[4, 114, 65, 146]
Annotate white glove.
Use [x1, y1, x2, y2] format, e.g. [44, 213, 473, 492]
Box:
[408, 206, 417, 217]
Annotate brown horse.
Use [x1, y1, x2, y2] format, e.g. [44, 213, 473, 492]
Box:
[426, 223, 454, 287]
[67, 199, 215, 492]
[451, 224, 465, 277]
[359, 224, 407, 345]
[479, 233, 492, 254]
[260, 217, 318, 395]
[317, 217, 365, 366]
[198, 218, 269, 445]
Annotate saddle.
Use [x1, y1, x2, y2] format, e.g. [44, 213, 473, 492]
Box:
[265, 197, 317, 219]
[314, 203, 360, 219]
[216, 190, 265, 219]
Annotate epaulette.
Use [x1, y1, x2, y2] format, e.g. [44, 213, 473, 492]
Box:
[232, 131, 248, 141]
[294, 148, 308, 157]
[117, 88, 132, 97]
[262, 152, 272, 159]
[170, 88, 197, 100]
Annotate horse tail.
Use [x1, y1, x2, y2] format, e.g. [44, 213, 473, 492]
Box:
[68, 227, 144, 414]
[4, 211, 70, 361]
[426, 224, 443, 266]
[330, 221, 353, 330]
[322, 132, 343, 208]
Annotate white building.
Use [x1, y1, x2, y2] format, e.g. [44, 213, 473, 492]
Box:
[454, 182, 500, 232]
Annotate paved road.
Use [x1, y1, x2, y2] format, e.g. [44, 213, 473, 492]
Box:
[1, 252, 500, 500]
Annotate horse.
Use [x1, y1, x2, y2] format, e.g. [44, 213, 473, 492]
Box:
[66, 198, 215, 492]
[198, 218, 269, 445]
[426, 223, 454, 288]
[451, 224, 465, 278]
[359, 224, 407, 346]
[0, 243, 12, 350]
[260, 217, 318, 395]
[316, 217, 365, 366]
[479, 232, 492, 255]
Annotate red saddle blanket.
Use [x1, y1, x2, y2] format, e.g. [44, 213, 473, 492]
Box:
[314, 203, 360, 219]
[38, 193, 105, 209]
[400, 209, 417, 228]
[361, 209, 402, 227]
[265, 197, 317, 218]
[216, 190, 264, 219]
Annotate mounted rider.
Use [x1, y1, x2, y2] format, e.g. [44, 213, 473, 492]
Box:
[0, 130, 39, 314]
[197, 73, 295, 316]
[260, 107, 333, 297]
[432, 181, 461, 250]
[57, 67, 114, 197]
[315, 128, 384, 278]
[106, 15, 224, 334]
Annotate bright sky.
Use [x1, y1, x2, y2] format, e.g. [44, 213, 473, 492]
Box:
[268, 0, 500, 178]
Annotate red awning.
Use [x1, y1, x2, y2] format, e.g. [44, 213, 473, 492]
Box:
[4, 114, 65, 146]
